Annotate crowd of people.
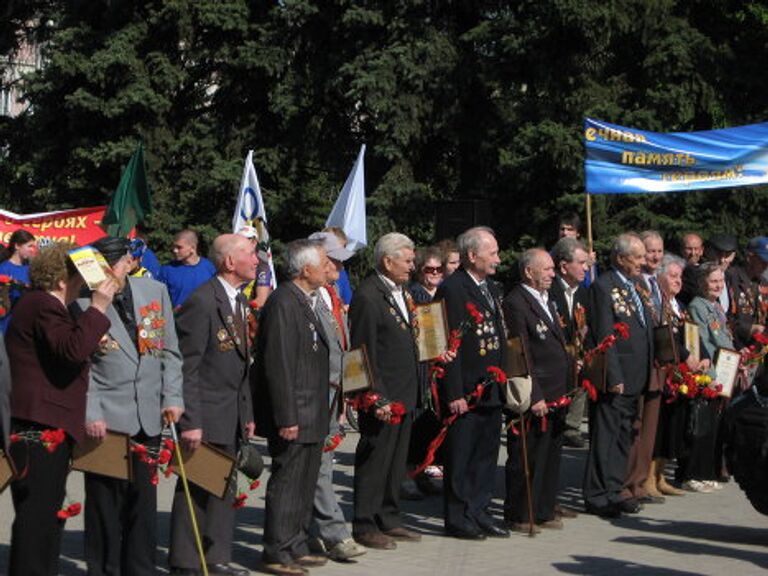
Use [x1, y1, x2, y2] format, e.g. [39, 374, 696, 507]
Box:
[0, 215, 766, 576]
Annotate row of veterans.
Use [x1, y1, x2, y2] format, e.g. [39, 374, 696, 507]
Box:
[1, 224, 765, 576]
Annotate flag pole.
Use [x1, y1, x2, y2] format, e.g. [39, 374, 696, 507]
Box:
[585, 192, 596, 278]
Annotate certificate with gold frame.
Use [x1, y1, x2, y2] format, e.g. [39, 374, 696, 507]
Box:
[714, 348, 741, 398]
[415, 300, 449, 362]
[684, 321, 701, 363]
[342, 346, 374, 394]
[0, 448, 16, 494]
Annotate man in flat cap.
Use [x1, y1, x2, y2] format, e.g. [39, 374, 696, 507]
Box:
[77, 236, 184, 576]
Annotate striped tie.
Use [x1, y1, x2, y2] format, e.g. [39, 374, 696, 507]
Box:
[626, 281, 646, 327]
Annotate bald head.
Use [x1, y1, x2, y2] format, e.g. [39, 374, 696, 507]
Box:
[520, 248, 555, 293]
[211, 233, 259, 285]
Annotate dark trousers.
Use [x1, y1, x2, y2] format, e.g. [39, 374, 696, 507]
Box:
[8, 428, 73, 576]
[583, 393, 639, 508]
[443, 407, 502, 532]
[504, 413, 564, 523]
[263, 439, 323, 565]
[564, 388, 587, 438]
[84, 434, 159, 576]
[353, 411, 412, 535]
[623, 389, 661, 498]
[169, 442, 237, 570]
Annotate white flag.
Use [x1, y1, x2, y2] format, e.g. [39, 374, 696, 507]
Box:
[325, 144, 367, 252]
[233, 150, 277, 288]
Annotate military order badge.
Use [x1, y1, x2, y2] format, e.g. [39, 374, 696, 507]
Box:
[137, 300, 166, 356]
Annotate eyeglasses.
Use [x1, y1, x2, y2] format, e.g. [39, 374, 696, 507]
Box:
[422, 266, 443, 275]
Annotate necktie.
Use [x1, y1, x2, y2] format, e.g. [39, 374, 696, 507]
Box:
[626, 281, 646, 327]
[114, 291, 138, 349]
[327, 285, 347, 350]
[479, 281, 496, 311]
[648, 276, 662, 323]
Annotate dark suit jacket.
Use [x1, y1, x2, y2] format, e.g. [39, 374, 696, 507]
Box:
[725, 265, 756, 349]
[349, 274, 419, 410]
[0, 334, 11, 449]
[253, 282, 330, 443]
[549, 275, 589, 345]
[588, 270, 654, 396]
[7, 290, 110, 443]
[503, 285, 569, 405]
[434, 268, 507, 407]
[176, 278, 253, 445]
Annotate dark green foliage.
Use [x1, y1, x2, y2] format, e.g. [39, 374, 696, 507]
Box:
[1, 0, 768, 283]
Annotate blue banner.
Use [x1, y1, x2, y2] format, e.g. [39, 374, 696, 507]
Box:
[584, 118, 768, 194]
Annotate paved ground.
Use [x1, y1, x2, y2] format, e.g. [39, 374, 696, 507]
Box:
[2, 429, 767, 575]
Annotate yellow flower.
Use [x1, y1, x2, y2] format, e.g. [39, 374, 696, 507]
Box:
[695, 374, 712, 385]
[679, 384, 689, 395]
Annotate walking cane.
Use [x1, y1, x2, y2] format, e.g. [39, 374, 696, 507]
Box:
[518, 413, 536, 537]
[169, 421, 210, 576]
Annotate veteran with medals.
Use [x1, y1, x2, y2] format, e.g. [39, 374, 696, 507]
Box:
[435, 226, 509, 539]
[168, 234, 257, 576]
[583, 233, 654, 518]
[76, 237, 184, 576]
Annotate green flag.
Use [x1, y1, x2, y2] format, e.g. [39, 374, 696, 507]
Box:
[101, 142, 152, 237]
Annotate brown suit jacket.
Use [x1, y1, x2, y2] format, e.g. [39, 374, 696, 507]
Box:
[7, 290, 110, 443]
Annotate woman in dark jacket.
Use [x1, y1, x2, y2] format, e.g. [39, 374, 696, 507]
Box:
[6, 242, 119, 576]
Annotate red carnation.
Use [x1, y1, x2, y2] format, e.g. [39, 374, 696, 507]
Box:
[249, 479, 261, 491]
[389, 402, 407, 425]
[613, 322, 630, 340]
[581, 379, 598, 402]
[486, 366, 507, 384]
[466, 302, 484, 324]
[233, 493, 248, 509]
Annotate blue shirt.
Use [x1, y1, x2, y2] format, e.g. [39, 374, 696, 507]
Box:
[337, 268, 353, 305]
[158, 257, 216, 309]
[0, 260, 30, 334]
[140, 247, 161, 279]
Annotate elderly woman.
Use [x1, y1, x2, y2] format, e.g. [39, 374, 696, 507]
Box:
[679, 262, 733, 493]
[6, 242, 119, 576]
[408, 246, 445, 304]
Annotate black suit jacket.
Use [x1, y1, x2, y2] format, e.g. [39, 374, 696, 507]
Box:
[0, 334, 10, 449]
[548, 275, 589, 345]
[176, 278, 253, 445]
[503, 285, 569, 405]
[588, 270, 654, 396]
[434, 268, 507, 408]
[349, 274, 419, 410]
[725, 265, 756, 349]
[253, 282, 330, 443]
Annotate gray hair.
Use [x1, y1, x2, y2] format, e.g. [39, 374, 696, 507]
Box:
[286, 239, 324, 279]
[640, 230, 663, 244]
[551, 236, 587, 266]
[374, 233, 414, 271]
[458, 226, 496, 265]
[657, 252, 686, 278]
[210, 234, 249, 272]
[610, 232, 642, 267]
[518, 247, 547, 276]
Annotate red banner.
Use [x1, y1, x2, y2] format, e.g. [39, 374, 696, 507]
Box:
[0, 206, 107, 247]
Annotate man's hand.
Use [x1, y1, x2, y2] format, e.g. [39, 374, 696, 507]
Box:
[751, 324, 765, 335]
[85, 420, 107, 441]
[439, 350, 457, 364]
[449, 398, 469, 415]
[608, 383, 625, 395]
[698, 359, 711, 371]
[374, 404, 393, 422]
[90, 277, 119, 314]
[531, 399, 548, 418]
[279, 426, 298, 441]
[181, 428, 203, 452]
[244, 421, 256, 439]
[162, 406, 184, 425]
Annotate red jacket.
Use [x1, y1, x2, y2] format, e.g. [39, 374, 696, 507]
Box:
[7, 290, 110, 443]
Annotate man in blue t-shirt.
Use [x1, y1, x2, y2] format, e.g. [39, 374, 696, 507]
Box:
[158, 229, 216, 309]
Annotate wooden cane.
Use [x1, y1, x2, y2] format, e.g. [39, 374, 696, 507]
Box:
[170, 422, 209, 576]
[518, 413, 536, 537]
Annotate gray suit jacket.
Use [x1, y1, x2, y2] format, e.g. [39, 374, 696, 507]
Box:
[177, 277, 254, 445]
[0, 334, 10, 449]
[77, 277, 184, 437]
[688, 296, 736, 362]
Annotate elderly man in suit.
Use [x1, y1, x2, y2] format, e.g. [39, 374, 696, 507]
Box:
[254, 239, 332, 576]
[503, 249, 570, 531]
[435, 226, 509, 540]
[168, 234, 257, 576]
[550, 237, 591, 448]
[349, 232, 421, 550]
[77, 236, 184, 576]
[583, 233, 654, 518]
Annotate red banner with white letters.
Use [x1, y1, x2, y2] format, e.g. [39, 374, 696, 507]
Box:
[0, 206, 107, 247]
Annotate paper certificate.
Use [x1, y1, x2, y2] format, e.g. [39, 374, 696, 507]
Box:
[0, 448, 16, 494]
[715, 348, 741, 398]
[72, 430, 132, 481]
[684, 321, 700, 363]
[342, 346, 374, 394]
[415, 300, 449, 362]
[68, 246, 112, 290]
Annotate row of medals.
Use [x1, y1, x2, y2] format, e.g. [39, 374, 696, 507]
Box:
[477, 321, 499, 356]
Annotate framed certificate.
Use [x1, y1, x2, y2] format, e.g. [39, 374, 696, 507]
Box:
[170, 442, 236, 499]
[714, 348, 741, 398]
[654, 324, 678, 365]
[505, 336, 529, 377]
[684, 321, 700, 363]
[0, 448, 16, 494]
[582, 353, 608, 393]
[72, 430, 133, 481]
[342, 346, 374, 394]
[415, 300, 449, 361]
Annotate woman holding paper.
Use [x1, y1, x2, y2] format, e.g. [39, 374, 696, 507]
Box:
[5, 242, 118, 576]
[682, 262, 734, 494]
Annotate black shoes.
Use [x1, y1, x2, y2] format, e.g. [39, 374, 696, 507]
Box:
[585, 503, 621, 519]
[446, 526, 487, 540]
